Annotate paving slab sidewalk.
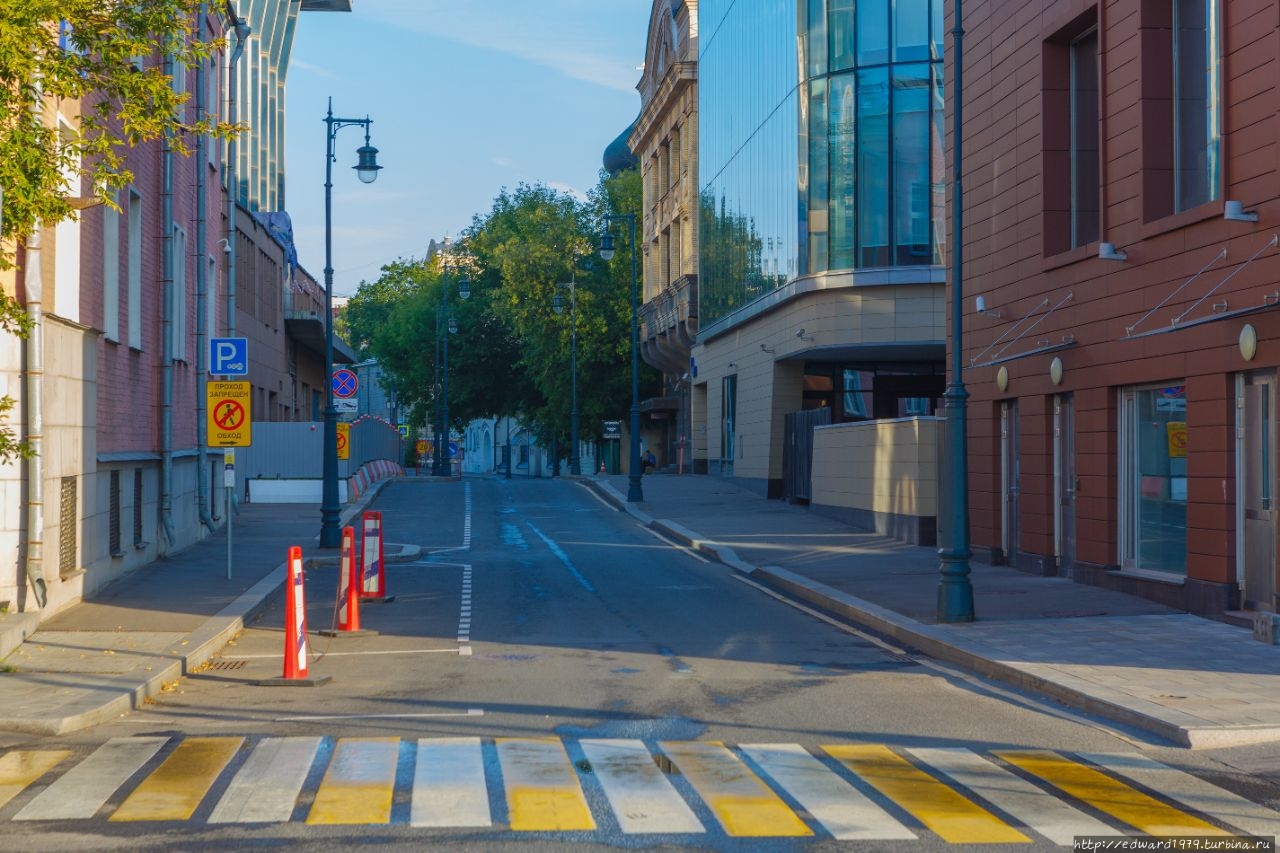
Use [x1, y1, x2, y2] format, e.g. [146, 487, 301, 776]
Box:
[584, 473, 1280, 749]
[0, 480, 418, 737]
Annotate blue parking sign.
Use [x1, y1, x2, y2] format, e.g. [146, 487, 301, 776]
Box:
[210, 338, 248, 375]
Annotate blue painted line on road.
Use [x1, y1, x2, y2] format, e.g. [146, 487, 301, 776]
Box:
[526, 523, 596, 594]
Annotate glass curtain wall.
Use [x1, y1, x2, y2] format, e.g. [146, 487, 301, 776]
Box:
[806, 0, 945, 274]
[699, 0, 945, 329]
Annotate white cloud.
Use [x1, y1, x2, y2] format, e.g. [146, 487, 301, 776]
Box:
[354, 1, 644, 93]
[492, 156, 517, 169]
[546, 181, 588, 201]
[290, 59, 342, 80]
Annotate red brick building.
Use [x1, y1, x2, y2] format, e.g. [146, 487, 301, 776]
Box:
[956, 0, 1279, 617]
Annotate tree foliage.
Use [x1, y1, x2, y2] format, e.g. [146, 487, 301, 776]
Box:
[0, 1, 240, 462]
[342, 169, 660, 456]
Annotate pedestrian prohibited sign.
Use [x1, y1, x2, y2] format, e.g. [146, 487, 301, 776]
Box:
[337, 422, 350, 460]
[208, 381, 251, 447]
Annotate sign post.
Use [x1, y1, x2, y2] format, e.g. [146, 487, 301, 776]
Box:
[224, 449, 235, 579]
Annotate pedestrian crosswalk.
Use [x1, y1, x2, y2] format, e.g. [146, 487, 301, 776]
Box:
[0, 735, 1276, 844]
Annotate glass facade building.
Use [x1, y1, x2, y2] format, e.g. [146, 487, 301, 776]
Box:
[698, 0, 946, 327]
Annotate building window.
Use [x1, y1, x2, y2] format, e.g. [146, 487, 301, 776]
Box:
[127, 189, 143, 348]
[1070, 29, 1100, 247]
[103, 191, 121, 342]
[109, 470, 122, 557]
[133, 468, 144, 547]
[1173, 0, 1221, 211]
[59, 476, 77, 577]
[172, 225, 187, 361]
[1043, 10, 1099, 255]
[1120, 384, 1188, 575]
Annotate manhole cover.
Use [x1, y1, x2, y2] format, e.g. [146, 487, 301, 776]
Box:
[207, 659, 248, 671]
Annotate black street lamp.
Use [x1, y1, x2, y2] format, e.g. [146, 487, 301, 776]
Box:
[320, 98, 380, 549]
[553, 277, 580, 476]
[599, 214, 643, 503]
[432, 249, 469, 476]
[937, 0, 975, 622]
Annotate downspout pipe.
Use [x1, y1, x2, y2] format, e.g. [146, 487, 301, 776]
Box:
[225, 1, 247, 341]
[160, 50, 177, 549]
[23, 227, 47, 609]
[194, 2, 216, 532]
[23, 76, 47, 608]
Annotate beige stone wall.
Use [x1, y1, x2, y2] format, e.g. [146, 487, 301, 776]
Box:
[811, 417, 940, 517]
[691, 280, 944, 482]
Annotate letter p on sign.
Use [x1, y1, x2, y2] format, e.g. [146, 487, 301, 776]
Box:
[211, 337, 248, 376]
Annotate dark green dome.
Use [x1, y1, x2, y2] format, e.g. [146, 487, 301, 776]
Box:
[603, 118, 639, 174]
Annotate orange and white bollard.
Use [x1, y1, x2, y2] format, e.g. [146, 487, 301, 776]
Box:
[359, 510, 395, 603]
[258, 546, 330, 686]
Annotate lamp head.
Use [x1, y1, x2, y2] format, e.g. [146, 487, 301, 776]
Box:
[552, 292, 564, 315]
[447, 316, 458, 334]
[353, 142, 381, 183]
[458, 278, 471, 300]
[598, 231, 616, 262]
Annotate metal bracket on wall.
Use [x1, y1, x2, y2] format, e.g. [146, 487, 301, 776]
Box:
[969, 292, 1074, 369]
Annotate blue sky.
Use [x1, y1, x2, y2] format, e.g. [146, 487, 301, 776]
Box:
[284, 0, 652, 296]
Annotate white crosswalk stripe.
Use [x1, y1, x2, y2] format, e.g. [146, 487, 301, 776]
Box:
[208, 736, 320, 824]
[742, 743, 916, 841]
[14, 737, 166, 822]
[2, 736, 1278, 845]
[410, 737, 491, 828]
[580, 739, 704, 834]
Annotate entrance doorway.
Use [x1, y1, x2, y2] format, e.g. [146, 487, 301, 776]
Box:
[1001, 400, 1021, 566]
[1238, 371, 1277, 611]
[1054, 394, 1076, 577]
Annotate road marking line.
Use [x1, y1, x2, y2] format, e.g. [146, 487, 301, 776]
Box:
[111, 737, 242, 822]
[742, 743, 915, 840]
[411, 737, 491, 828]
[997, 750, 1230, 837]
[661, 741, 811, 837]
[0, 750, 71, 811]
[908, 747, 1113, 845]
[824, 744, 1028, 843]
[1080, 752, 1280, 839]
[231, 648, 460, 659]
[527, 523, 596, 593]
[580, 739, 704, 834]
[496, 738, 595, 831]
[15, 737, 166, 821]
[306, 738, 399, 825]
[208, 736, 320, 824]
[643, 527, 712, 563]
[579, 484, 616, 510]
[276, 709, 483, 722]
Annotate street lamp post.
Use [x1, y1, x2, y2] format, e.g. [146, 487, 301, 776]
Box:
[599, 214, 643, 503]
[937, 0, 975, 622]
[553, 278, 580, 476]
[432, 255, 469, 477]
[320, 98, 380, 549]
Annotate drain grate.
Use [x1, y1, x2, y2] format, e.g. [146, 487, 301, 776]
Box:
[207, 659, 248, 671]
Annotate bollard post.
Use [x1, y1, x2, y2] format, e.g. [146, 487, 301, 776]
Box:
[256, 546, 331, 686]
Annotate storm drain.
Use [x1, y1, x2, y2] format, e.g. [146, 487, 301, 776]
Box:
[206, 659, 249, 671]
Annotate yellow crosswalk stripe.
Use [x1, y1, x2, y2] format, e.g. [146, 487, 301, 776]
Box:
[661, 741, 812, 837]
[0, 750, 70, 810]
[496, 738, 595, 831]
[110, 737, 242, 822]
[306, 737, 400, 825]
[997, 750, 1233, 837]
[824, 744, 1030, 844]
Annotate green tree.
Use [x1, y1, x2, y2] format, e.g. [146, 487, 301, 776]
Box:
[0, 1, 239, 460]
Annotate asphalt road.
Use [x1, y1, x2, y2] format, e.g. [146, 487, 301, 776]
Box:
[3, 477, 1278, 852]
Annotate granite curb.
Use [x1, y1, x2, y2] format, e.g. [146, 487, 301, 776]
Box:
[0, 476, 400, 737]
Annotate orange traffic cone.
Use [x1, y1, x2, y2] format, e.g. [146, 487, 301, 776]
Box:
[256, 546, 331, 686]
[320, 527, 375, 637]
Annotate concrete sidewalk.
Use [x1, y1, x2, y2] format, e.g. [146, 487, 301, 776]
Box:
[584, 472, 1280, 749]
[0, 480, 418, 738]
